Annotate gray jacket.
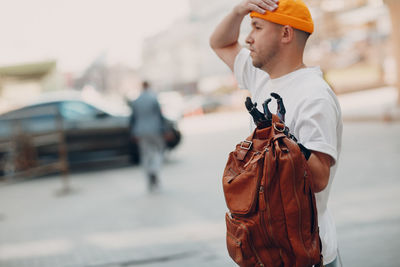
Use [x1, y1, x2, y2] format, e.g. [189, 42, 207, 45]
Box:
[129, 91, 164, 137]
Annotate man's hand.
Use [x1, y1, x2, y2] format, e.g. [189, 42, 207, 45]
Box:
[210, 0, 279, 70]
[234, 0, 279, 17]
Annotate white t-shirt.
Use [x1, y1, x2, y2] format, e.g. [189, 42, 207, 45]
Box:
[234, 48, 343, 264]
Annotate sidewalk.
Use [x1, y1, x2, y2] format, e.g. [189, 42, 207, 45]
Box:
[0, 165, 232, 267]
[0, 86, 399, 267]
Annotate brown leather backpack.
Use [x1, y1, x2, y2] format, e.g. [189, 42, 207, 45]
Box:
[222, 111, 323, 267]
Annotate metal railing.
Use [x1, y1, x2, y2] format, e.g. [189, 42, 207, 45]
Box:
[0, 106, 69, 188]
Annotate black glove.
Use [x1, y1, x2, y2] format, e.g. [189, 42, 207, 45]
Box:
[286, 132, 311, 161]
[298, 143, 311, 161]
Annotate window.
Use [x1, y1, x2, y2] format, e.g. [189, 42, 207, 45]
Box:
[60, 101, 98, 121]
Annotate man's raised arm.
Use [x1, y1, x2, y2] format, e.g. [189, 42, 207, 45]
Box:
[209, 0, 278, 71]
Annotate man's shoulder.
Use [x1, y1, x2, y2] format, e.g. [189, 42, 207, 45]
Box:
[299, 67, 326, 83]
[285, 68, 340, 116]
[295, 68, 334, 97]
[138, 91, 157, 100]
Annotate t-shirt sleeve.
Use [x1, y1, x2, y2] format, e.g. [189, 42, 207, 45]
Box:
[293, 98, 339, 163]
[233, 48, 258, 91]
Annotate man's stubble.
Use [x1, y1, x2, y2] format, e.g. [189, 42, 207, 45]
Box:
[252, 32, 280, 73]
[252, 40, 280, 72]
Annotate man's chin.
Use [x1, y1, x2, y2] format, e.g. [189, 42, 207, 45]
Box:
[250, 54, 262, 69]
[252, 61, 262, 69]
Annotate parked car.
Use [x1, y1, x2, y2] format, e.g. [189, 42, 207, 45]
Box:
[0, 96, 181, 174]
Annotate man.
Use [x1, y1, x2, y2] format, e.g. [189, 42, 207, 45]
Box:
[210, 0, 342, 266]
[129, 81, 165, 192]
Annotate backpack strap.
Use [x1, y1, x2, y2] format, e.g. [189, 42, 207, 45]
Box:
[314, 236, 324, 267]
[272, 133, 286, 142]
[236, 130, 256, 161]
[237, 140, 252, 161]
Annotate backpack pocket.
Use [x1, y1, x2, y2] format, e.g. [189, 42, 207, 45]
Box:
[223, 151, 264, 216]
[225, 213, 263, 267]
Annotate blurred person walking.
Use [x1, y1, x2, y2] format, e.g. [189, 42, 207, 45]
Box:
[128, 81, 165, 192]
[210, 0, 343, 266]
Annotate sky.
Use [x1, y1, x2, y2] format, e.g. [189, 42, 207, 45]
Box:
[0, 0, 190, 72]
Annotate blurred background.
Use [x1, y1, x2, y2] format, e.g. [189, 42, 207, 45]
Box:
[0, 0, 399, 266]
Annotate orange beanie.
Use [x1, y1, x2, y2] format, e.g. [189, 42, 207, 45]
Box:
[250, 0, 314, 34]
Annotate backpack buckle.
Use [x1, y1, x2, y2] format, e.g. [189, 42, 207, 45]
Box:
[273, 123, 285, 133]
[240, 140, 252, 150]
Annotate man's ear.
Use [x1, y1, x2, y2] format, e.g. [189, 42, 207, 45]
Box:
[281, 25, 294, 44]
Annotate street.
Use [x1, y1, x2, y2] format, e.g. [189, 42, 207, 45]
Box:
[0, 110, 399, 267]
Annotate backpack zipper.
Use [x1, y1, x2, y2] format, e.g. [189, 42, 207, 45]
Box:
[243, 151, 261, 168]
[264, 185, 278, 246]
[287, 152, 312, 264]
[240, 222, 265, 267]
[227, 168, 238, 184]
[259, 189, 279, 266]
[229, 217, 265, 266]
[228, 151, 261, 184]
[256, 148, 274, 252]
[227, 231, 242, 247]
[260, 149, 283, 265]
[238, 151, 264, 216]
[263, 149, 278, 246]
[259, 186, 273, 250]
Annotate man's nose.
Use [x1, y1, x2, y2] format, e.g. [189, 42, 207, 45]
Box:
[245, 34, 253, 45]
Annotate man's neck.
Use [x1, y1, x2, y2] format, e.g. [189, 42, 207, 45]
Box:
[265, 62, 305, 79]
[263, 54, 306, 79]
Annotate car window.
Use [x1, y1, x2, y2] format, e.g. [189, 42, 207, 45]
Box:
[22, 104, 59, 133]
[60, 101, 99, 121]
[2, 104, 56, 119]
[0, 103, 60, 135]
